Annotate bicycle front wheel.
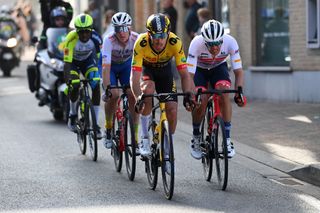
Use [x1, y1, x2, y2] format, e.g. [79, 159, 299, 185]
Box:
[111, 113, 123, 172]
[201, 102, 213, 181]
[145, 116, 159, 190]
[86, 102, 98, 161]
[124, 112, 136, 181]
[160, 120, 174, 200]
[213, 116, 228, 190]
[76, 101, 86, 155]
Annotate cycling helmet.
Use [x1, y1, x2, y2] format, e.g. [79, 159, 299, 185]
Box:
[50, 6, 67, 26]
[74, 14, 93, 31]
[201, 19, 225, 42]
[111, 12, 132, 26]
[0, 5, 11, 16]
[146, 13, 170, 35]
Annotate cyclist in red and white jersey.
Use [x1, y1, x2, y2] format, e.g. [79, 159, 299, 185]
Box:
[187, 19, 247, 159]
[101, 12, 139, 149]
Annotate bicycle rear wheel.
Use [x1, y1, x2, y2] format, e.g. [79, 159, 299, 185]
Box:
[111, 114, 123, 172]
[201, 102, 213, 181]
[86, 102, 98, 161]
[145, 116, 159, 190]
[160, 120, 174, 200]
[213, 116, 228, 190]
[76, 101, 86, 155]
[124, 112, 136, 181]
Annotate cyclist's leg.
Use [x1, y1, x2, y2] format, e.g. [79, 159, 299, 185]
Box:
[211, 62, 234, 157]
[192, 67, 210, 136]
[84, 56, 102, 137]
[118, 59, 139, 142]
[103, 64, 120, 148]
[138, 68, 155, 156]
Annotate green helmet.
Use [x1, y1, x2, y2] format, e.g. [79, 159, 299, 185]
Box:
[74, 14, 93, 31]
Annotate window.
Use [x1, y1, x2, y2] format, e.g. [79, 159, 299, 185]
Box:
[306, 0, 320, 48]
[256, 0, 290, 66]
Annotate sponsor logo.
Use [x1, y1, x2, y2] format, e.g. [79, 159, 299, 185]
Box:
[181, 57, 187, 62]
[188, 54, 195, 58]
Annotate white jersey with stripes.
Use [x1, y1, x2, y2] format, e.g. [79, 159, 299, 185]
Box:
[187, 34, 242, 74]
[101, 31, 139, 64]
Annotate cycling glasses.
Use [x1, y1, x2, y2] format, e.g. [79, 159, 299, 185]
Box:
[76, 28, 92, 33]
[205, 40, 223, 47]
[150, 32, 168, 39]
[114, 26, 129, 33]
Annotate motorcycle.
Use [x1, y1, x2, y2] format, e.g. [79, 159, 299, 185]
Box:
[0, 18, 23, 77]
[27, 27, 69, 121]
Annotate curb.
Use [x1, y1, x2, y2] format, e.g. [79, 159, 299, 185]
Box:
[288, 164, 320, 187]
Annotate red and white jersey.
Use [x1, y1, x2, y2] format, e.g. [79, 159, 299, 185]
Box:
[187, 34, 242, 74]
[101, 31, 139, 64]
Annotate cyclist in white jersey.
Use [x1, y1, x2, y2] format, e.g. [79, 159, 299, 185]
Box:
[101, 12, 139, 149]
[187, 19, 247, 159]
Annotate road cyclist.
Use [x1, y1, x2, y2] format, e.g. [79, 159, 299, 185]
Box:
[63, 14, 103, 139]
[186, 19, 247, 160]
[100, 12, 140, 152]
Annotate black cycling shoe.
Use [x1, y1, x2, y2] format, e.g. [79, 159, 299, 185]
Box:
[95, 125, 102, 139]
[68, 114, 77, 133]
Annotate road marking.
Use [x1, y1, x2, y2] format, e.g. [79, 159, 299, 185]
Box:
[0, 86, 30, 96]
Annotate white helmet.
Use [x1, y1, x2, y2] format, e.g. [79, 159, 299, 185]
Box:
[111, 12, 132, 26]
[201, 19, 225, 42]
[0, 5, 11, 16]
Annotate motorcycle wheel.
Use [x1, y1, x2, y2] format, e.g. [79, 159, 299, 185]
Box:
[27, 65, 37, 92]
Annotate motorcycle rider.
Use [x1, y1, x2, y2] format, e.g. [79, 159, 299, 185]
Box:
[37, 6, 69, 106]
[38, 0, 73, 50]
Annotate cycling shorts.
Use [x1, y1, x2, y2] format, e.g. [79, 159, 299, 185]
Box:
[194, 62, 231, 89]
[142, 61, 177, 102]
[110, 58, 132, 86]
[70, 54, 100, 89]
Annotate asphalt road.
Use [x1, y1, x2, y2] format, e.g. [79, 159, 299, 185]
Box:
[0, 59, 320, 212]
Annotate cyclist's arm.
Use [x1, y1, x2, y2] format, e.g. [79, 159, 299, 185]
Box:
[174, 39, 195, 93]
[130, 43, 143, 99]
[101, 36, 112, 88]
[228, 35, 244, 89]
[63, 62, 71, 83]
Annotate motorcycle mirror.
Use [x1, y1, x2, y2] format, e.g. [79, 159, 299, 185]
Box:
[31, 36, 38, 44]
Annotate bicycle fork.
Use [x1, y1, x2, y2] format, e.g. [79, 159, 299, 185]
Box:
[116, 105, 125, 152]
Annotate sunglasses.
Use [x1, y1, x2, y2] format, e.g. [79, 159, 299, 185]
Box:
[76, 28, 92, 33]
[205, 40, 223, 47]
[114, 26, 129, 33]
[150, 32, 168, 39]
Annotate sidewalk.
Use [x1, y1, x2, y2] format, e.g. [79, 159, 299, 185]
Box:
[176, 82, 320, 187]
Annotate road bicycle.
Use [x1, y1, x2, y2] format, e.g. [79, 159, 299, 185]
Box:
[140, 92, 190, 200]
[197, 87, 243, 190]
[71, 77, 100, 161]
[107, 85, 136, 181]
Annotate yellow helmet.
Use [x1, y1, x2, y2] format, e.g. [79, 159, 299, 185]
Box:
[74, 14, 93, 31]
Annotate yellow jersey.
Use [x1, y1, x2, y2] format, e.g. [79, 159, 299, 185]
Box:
[131, 32, 187, 72]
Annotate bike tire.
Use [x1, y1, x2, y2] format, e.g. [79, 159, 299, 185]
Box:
[201, 101, 213, 181]
[145, 116, 159, 190]
[160, 120, 174, 200]
[86, 102, 98, 161]
[124, 112, 136, 181]
[76, 101, 86, 155]
[213, 116, 228, 190]
[112, 113, 123, 172]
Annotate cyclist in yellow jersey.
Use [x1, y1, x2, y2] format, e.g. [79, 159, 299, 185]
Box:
[130, 13, 195, 157]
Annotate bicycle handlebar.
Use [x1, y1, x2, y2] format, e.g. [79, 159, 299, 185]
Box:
[195, 86, 244, 104]
[69, 77, 100, 85]
[140, 92, 191, 102]
[105, 84, 131, 98]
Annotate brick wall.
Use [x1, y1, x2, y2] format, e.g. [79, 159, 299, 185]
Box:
[290, 1, 320, 71]
[229, 0, 253, 69]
